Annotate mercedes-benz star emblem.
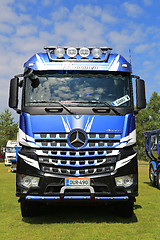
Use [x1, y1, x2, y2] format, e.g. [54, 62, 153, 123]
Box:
[68, 130, 87, 149]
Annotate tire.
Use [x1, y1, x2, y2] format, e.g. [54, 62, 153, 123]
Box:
[20, 200, 40, 218]
[116, 200, 134, 218]
[157, 168, 160, 190]
[149, 165, 156, 186]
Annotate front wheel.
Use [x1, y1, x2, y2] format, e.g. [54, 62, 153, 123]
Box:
[20, 200, 40, 218]
[149, 165, 156, 186]
[157, 168, 160, 190]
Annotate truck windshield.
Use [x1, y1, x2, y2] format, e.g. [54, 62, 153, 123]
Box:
[25, 71, 131, 107]
[6, 147, 16, 153]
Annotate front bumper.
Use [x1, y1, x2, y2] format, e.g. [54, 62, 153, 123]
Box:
[16, 146, 138, 203]
[17, 172, 138, 204]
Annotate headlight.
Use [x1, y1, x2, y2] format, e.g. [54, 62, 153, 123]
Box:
[115, 175, 133, 187]
[21, 175, 40, 188]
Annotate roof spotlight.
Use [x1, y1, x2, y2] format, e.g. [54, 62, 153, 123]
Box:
[79, 47, 90, 58]
[91, 48, 102, 59]
[67, 47, 77, 58]
[54, 47, 65, 58]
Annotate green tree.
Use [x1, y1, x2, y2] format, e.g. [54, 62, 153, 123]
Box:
[135, 91, 160, 160]
[0, 108, 18, 152]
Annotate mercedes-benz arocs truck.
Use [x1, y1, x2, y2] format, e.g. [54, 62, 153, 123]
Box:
[9, 46, 146, 217]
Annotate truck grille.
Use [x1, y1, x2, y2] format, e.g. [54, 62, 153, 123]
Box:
[34, 132, 120, 149]
[34, 132, 120, 177]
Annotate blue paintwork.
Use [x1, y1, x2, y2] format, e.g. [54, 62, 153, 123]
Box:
[25, 195, 129, 200]
[150, 161, 157, 176]
[145, 129, 160, 160]
[145, 130, 160, 186]
[24, 52, 132, 72]
[20, 112, 135, 137]
[32, 115, 123, 133]
[10, 157, 16, 163]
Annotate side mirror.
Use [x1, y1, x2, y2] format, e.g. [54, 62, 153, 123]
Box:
[9, 77, 19, 109]
[136, 78, 146, 110]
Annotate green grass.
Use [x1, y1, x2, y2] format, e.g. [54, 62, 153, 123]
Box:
[0, 162, 160, 240]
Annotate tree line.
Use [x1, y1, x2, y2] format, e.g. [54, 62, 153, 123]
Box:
[0, 109, 18, 154]
[135, 91, 160, 160]
[0, 91, 160, 159]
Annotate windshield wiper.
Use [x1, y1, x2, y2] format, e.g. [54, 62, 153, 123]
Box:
[70, 100, 120, 115]
[27, 101, 74, 114]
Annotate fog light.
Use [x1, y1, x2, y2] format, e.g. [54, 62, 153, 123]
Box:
[116, 178, 123, 186]
[54, 47, 65, 58]
[91, 48, 102, 59]
[31, 178, 39, 187]
[115, 175, 133, 187]
[21, 175, 39, 188]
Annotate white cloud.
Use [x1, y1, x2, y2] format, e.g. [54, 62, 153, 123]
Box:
[54, 17, 105, 46]
[36, 16, 52, 26]
[0, 35, 10, 44]
[50, 5, 118, 46]
[51, 4, 117, 25]
[0, 4, 31, 25]
[154, 71, 160, 81]
[0, 0, 14, 4]
[16, 25, 37, 37]
[0, 23, 14, 34]
[143, 60, 153, 66]
[16, 3, 27, 12]
[11, 36, 45, 55]
[107, 25, 146, 55]
[41, 0, 53, 6]
[0, 5, 18, 24]
[134, 44, 150, 53]
[123, 2, 143, 18]
[71, 5, 101, 18]
[51, 7, 70, 21]
[143, 0, 153, 6]
[101, 12, 117, 23]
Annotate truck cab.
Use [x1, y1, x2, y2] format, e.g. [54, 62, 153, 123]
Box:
[5, 140, 17, 166]
[9, 46, 146, 217]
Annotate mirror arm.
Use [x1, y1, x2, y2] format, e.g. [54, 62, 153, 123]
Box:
[133, 109, 140, 115]
[16, 109, 21, 114]
[131, 75, 140, 79]
[15, 73, 23, 78]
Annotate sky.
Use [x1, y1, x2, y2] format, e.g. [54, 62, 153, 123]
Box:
[0, 0, 160, 121]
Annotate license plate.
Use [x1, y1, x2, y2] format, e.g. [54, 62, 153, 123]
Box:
[65, 178, 90, 186]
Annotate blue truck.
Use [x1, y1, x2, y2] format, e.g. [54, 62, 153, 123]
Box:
[144, 129, 160, 189]
[9, 46, 146, 217]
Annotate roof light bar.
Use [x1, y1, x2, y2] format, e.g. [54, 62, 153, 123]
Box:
[44, 46, 112, 62]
